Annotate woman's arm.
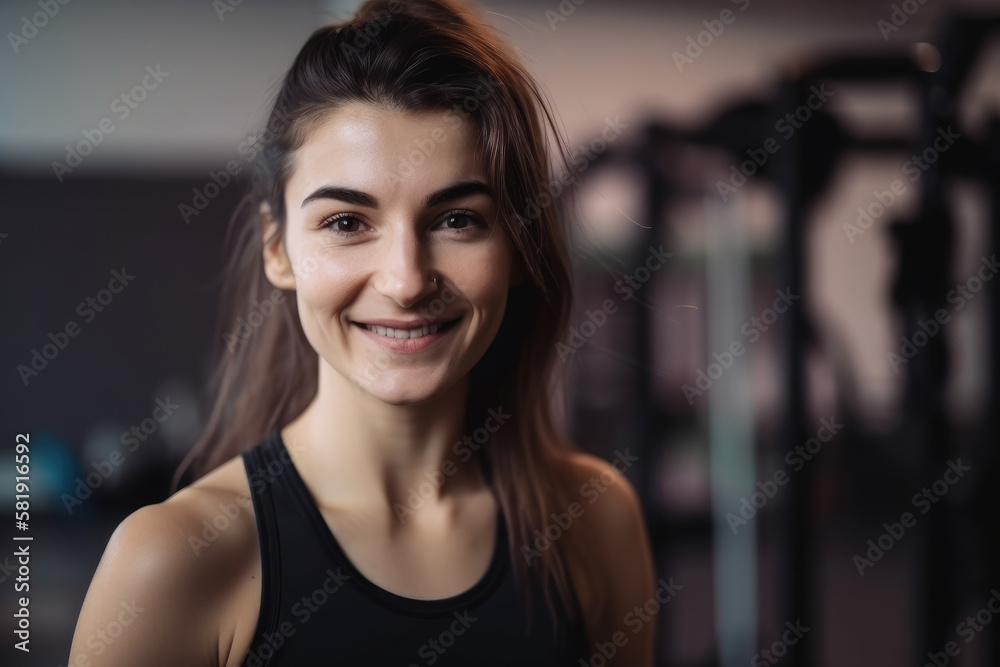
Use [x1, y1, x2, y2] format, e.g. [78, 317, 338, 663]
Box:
[68, 501, 231, 667]
[568, 452, 658, 667]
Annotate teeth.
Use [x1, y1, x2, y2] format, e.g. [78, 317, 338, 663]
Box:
[363, 322, 443, 338]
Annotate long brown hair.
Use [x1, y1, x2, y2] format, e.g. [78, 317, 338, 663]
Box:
[173, 0, 597, 636]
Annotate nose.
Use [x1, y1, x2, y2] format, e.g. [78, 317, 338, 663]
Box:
[372, 226, 437, 309]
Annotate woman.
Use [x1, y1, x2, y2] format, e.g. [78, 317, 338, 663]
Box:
[69, 0, 657, 665]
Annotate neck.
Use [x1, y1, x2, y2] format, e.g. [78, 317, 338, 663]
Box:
[283, 357, 485, 517]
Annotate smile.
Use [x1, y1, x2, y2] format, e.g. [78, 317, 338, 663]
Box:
[351, 318, 461, 341]
[351, 317, 461, 354]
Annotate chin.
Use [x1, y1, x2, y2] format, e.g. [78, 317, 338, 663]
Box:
[348, 368, 447, 406]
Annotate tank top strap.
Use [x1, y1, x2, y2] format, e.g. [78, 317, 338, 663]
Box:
[241, 432, 286, 658]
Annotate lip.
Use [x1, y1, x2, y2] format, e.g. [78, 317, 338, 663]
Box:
[351, 317, 461, 354]
[354, 317, 455, 328]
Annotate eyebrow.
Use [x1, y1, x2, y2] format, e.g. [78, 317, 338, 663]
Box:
[300, 180, 493, 209]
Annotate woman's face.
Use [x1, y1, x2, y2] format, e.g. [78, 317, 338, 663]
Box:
[264, 102, 521, 405]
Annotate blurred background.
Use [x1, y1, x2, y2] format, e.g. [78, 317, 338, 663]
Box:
[2, 0, 999, 665]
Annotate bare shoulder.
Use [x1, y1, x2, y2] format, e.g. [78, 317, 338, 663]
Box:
[554, 449, 649, 571]
[553, 448, 658, 666]
[69, 455, 259, 667]
[558, 449, 644, 520]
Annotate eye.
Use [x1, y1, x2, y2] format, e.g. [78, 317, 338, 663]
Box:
[319, 209, 487, 237]
[319, 213, 369, 237]
[437, 209, 488, 233]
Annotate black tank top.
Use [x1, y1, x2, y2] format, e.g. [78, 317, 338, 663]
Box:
[238, 429, 590, 666]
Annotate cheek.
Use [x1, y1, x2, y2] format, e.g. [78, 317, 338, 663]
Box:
[298, 267, 347, 305]
[465, 259, 509, 301]
[444, 243, 513, 318]
[292, 247, 363, 313]
[289, 252, 364, 354]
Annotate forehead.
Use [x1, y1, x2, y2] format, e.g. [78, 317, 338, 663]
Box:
[285, 102, 484, 207]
